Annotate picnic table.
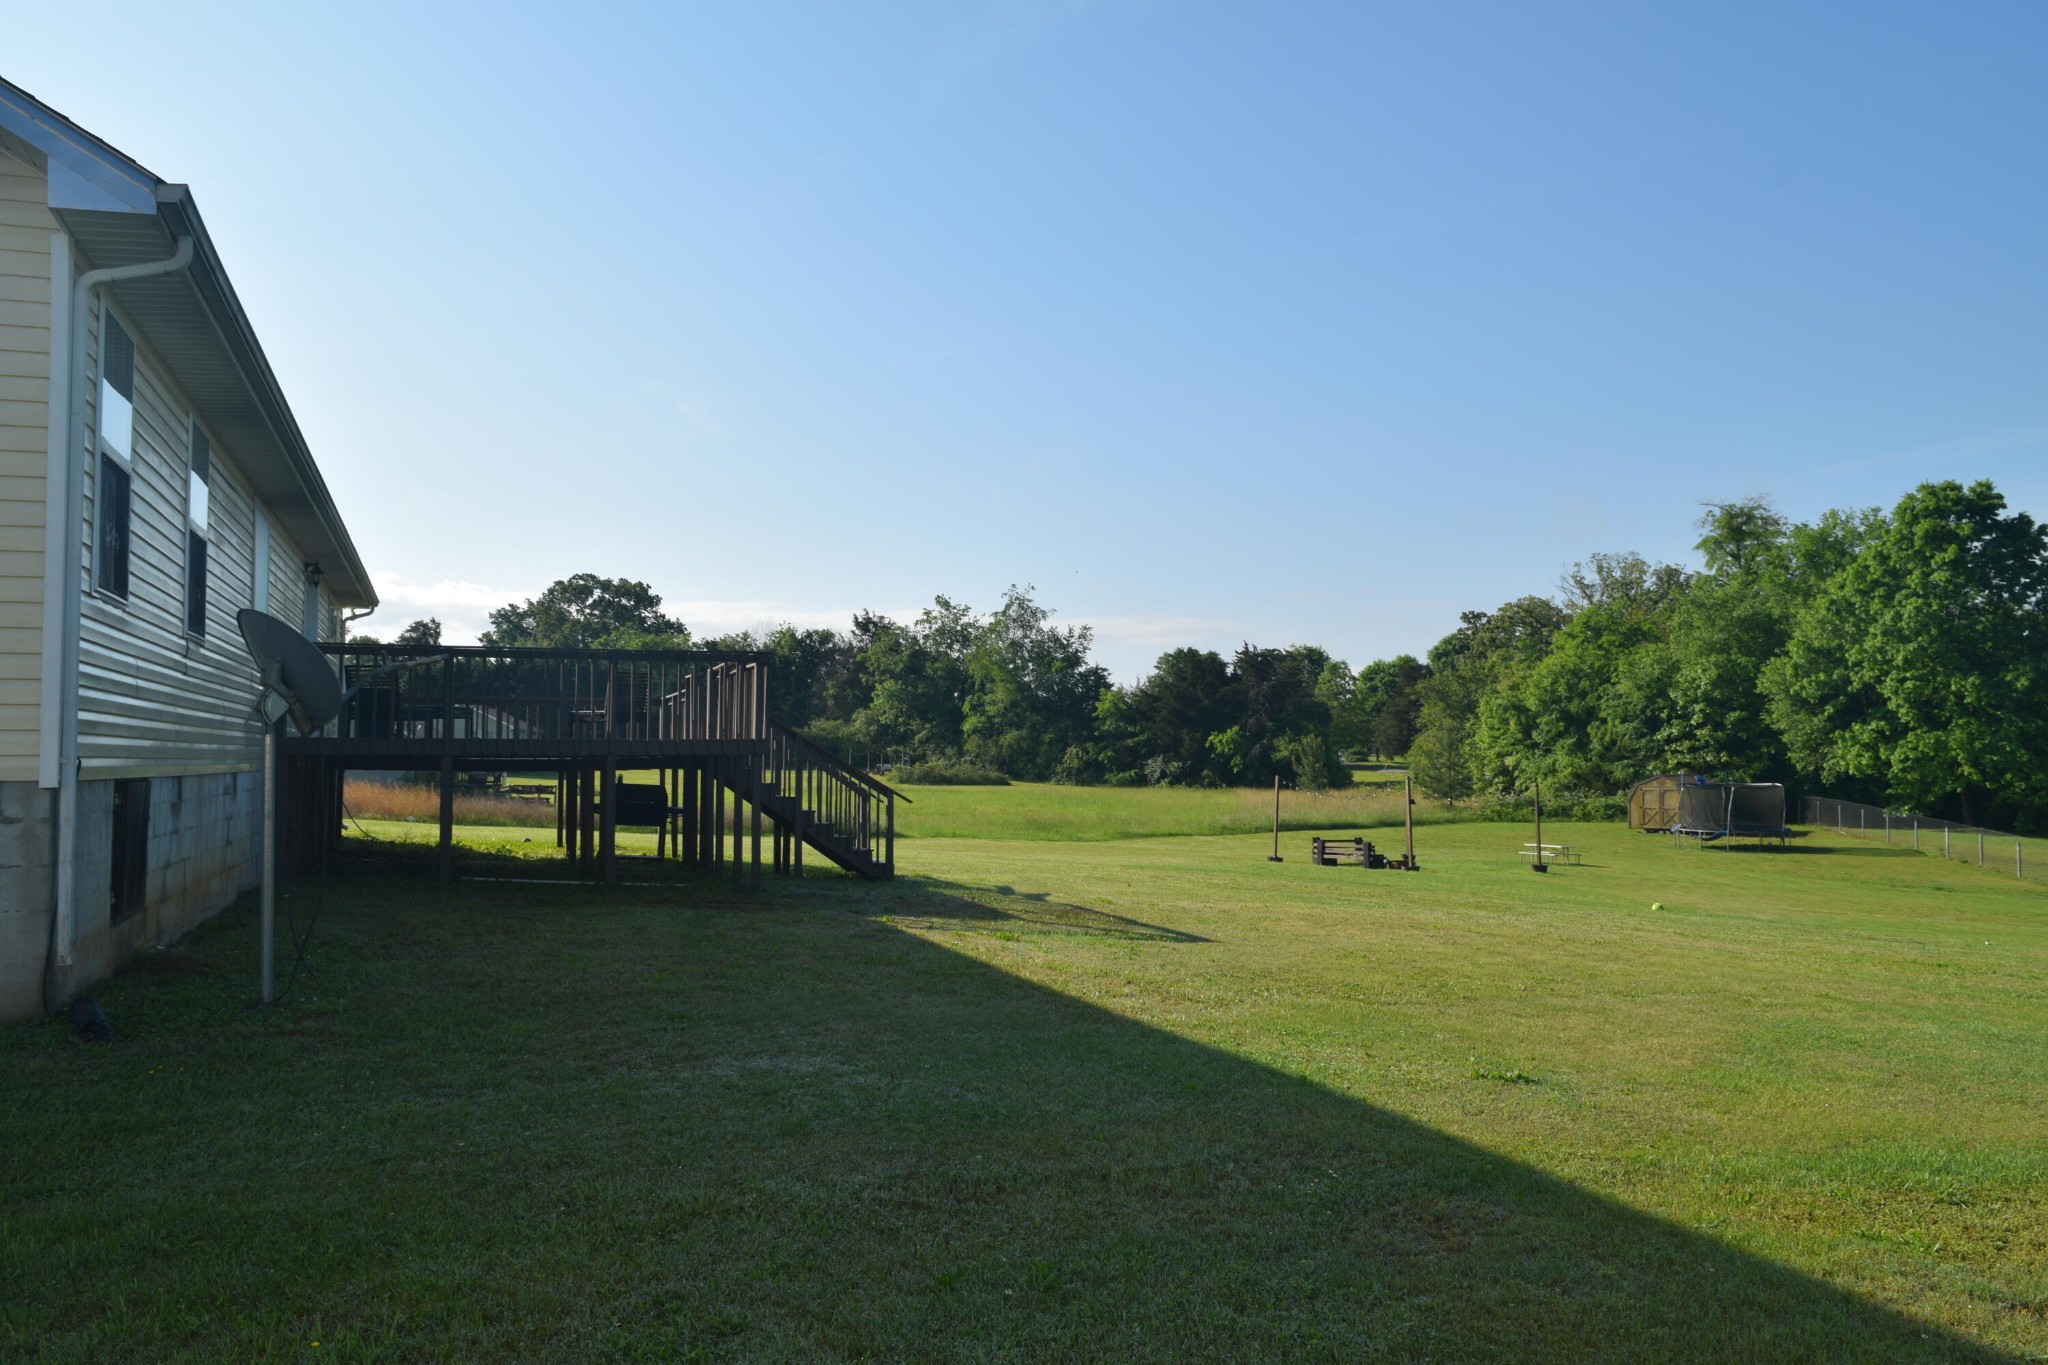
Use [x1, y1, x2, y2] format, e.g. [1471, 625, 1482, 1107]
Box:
[1519, 842, 1582, 865]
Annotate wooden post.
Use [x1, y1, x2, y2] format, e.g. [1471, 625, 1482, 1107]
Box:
[751, 772, 763, 890]
[682, 761, 698, 866]
[794, 759, 806, 879]
[1268, 775, 1282, 862]
[555, 772, 565, 848]
[1532, 778, 1545, 872]
[714, 764, 726, 870]
[1404, 775, 1415, 871]
[601, 757, 617, 886]
[438, 754, 455, 882]
[885, 791, 895, 876]
[564, 767, 578, 863]
[657, 765, 668, 861]
[700, 761, 714, 869]
[731, 760, 744, 884]
[582, 765, 597, 870]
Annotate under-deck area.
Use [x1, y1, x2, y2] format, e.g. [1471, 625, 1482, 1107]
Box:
[282, 644, 898, 883]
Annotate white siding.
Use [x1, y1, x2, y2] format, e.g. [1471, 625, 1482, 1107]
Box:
[75, 295, 287, 778]
[0, 151, 51, 783]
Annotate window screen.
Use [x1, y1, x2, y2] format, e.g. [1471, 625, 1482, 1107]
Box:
[185, 425, 211, 635]
[94, 316, 136, 599]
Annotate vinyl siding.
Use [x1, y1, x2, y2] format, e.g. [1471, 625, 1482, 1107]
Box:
[0, 151, 51, 783]
[76, 293, 295, 778]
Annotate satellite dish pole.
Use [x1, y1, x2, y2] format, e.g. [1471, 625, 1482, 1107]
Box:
[260, 709, 280, 1003]
[237, 610, 345, 1004]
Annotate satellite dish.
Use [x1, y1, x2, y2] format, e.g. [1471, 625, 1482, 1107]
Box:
[237, 608, 342, 735]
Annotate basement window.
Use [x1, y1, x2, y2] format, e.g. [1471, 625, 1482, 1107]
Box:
[110, 778, 149, 923]
[185, 423, 210, 636]
[94, 315, 136, 599]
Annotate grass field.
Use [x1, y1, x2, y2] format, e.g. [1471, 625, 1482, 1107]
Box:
[4, 787, 2045, 1360]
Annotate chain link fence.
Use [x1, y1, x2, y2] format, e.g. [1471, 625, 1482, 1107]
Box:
[1802, 795, 2046, 885]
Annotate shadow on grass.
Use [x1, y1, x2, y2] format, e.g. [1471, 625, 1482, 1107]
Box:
[883, 877, 1212, 943]
[0, 838, 2018, 1361]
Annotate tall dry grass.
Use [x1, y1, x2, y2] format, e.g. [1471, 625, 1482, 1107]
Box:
[891, 779, 1456, 842]
[344, 779, 557, 829]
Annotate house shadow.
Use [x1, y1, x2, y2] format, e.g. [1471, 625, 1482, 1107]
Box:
[209, 838, 2019, 1359]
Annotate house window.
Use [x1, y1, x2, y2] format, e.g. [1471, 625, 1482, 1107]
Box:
[110, 778, 150, 923]
[94, 315, 136, 598]
[185, 423, 210, 636]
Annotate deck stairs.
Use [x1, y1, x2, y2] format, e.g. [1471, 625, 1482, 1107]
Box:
[729, 721, 902, 879]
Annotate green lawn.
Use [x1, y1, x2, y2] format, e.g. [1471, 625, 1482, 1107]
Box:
[4, 794, 2045, 1360]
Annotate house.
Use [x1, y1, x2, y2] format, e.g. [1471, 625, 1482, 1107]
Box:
[0, 78, 375, 1021]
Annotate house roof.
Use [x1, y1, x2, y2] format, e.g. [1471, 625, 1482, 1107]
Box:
[0, 76, 375, 610]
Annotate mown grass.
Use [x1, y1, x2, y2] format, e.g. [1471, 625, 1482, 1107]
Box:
[6, 798, 2044, 1360]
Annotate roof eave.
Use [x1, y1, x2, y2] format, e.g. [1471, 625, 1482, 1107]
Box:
[0, 77, 376, 611]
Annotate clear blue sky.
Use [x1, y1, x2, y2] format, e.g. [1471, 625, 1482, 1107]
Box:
[12, 2, 2047, 677]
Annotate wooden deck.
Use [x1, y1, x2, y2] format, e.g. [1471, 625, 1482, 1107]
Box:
[281, 643, 898, 883]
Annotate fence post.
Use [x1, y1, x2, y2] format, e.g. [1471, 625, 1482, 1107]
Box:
[1944, 827, 1950, 860]
[1860, 809, 1865, 838]
[2021, 841, 2026, 880]
[1884, 813, 1890, 845]
[1979, 832, 1985, 866]
[1913, 819, 1919, 852]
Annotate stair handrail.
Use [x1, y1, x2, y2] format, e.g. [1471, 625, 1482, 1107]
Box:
[768, 719, 912, 804]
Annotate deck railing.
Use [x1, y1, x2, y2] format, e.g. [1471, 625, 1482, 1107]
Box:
[317, 644, 772, 746]
[761, 721, 901, 874]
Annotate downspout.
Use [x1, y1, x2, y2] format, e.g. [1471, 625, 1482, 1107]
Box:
[43, 235, 195, 1014]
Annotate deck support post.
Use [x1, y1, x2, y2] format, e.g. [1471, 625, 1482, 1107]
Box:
[656, 765, 667, 861]
[710, 765, 722, 870]
[682, 761, 697, 867]
[555, 772, 565, 848]
[732, 760, 745, 885]
[581, 765, 597, 871]
[438, 754, 455, 882]
[699, 762, 715, 870]
[793, 759, 805, 879]
[601, 756, 618, 886]
[750, 772, 762, 890]
[563, 767, 579, 863]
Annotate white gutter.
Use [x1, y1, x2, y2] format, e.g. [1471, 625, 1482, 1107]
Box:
[43, 235, 193, 1004]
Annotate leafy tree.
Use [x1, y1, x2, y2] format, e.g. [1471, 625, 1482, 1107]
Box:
[1409, 597, 1568, 798]
[482, 575, 689, 650]
[394, 617, 442, 648]
[1217, 644, 1345, 787]
[961, 586, 1109, 780]
[1127, 648, 1233, 784]
[1349, 654, 1428, 758]
[1763, 480, 2048, 825]
[853, 600, 974, 763]
[1477, 559, 1692, 792]
[1408, 699, 1474, 803]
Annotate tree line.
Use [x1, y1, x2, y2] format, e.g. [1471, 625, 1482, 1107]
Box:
[361, 479, 2048, 830]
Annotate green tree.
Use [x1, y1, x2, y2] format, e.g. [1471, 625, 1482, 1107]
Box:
[1348, 655, 1428, 758]
[853, 599, 974, 763]
[962, 586, 1109, 780]
[482, 575, 689, 650]
[1410, 597, 1568, 798]
[394, 617, 442, 648]
[1128, 648, 1234, 784]
[1762, 480, 2048, 825]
